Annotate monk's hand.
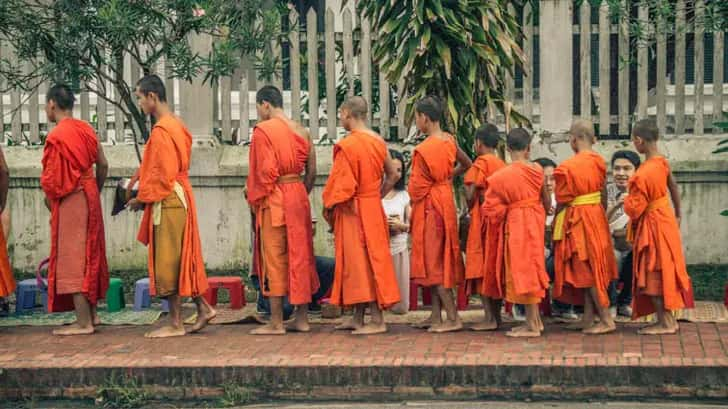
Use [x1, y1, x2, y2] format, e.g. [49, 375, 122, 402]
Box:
[127, 198, 144, 212]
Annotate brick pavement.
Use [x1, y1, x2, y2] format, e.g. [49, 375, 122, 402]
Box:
[1, 322, 727, 401]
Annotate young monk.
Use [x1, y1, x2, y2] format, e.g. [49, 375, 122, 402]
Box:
[552, 119, 618, 335]
[463, 124, 506, 331]
[128, 75, 215, 338]
[409, 96, 471, 333]
[322, 96, 401, 335]
[40, 84, 109, 335]
[246, 85, 319, 335]
[0, 146, 14, 305]
[482, 128, 551, 337]
[625, 119, 693, 335]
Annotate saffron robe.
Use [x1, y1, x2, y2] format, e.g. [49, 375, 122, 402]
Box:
[482, 162, 549, 303]
[624, 156, 694, 318]
[40, 118, 109, 312]
[137, 114, 208, 298]
[322, 129, 400, 307]
[463, 154, 505, 295]
[0, 222, 14, 297]
[247, 117, 319, 305]
[408, 134, 465, 289]
[552, 151, 617, 307]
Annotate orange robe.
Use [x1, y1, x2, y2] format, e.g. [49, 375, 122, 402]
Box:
[40, 118, 109, 312]
[322, 130, 400, 307]
[0, 223, 14, 298]
[247, 117, 319, 306]
[624, 156, 694, 318]
[463, 154, 505, 295]
[408, 134, 464, 289]
[552, 151, 617, 307]
[481, 162, 549, 304]
[137, 114, 208, 298]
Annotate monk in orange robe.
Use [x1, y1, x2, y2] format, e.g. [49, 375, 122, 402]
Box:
[463, 124, 505, 331]
[625, 119, 693, 335]
[40, 84, 109, 335]
[482, 128, 551, 337]
[128, 75, 215, 338]
[552, 119, 617, 335]
[247, 85, 319, 335]
[0, 146, 14, 303]
[409, 96, 471, 333]
[322, 96, 400, 335]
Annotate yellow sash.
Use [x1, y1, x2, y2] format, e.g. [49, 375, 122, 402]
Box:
[552, 191, 601, 241]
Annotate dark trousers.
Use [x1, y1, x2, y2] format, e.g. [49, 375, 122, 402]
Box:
[252, 256, 335, 319]
[608, 250, 633, 307]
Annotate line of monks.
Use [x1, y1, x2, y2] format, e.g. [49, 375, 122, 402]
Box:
[0, 76, 693, 339]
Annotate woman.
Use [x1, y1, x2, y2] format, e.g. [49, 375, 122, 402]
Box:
[382, 150, 411, 314]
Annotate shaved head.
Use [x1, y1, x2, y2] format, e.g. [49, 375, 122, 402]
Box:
[570, 118, 596, 141]
[341, 96, 368, 120]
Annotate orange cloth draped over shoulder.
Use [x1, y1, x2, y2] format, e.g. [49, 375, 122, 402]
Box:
[137, 114, 208, 298]
[552, 151, 617, 307]
[322, 129, 400, 308]
[408, 134, 464, 289]
[463, 154, 505, 295]
[40, 118, 109, 312]
[0, 222, 15, 298]
[247, 117, 319, 306]
[624, 156, 694, 319]
[481, 162, 549, 304]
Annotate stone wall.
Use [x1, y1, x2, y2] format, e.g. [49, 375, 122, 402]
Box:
[4, 136, 727, 272]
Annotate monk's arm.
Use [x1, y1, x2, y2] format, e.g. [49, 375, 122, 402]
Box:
[304, 143, 317, 194]
[95, 141, 109, 192]
[0, 148, 8, 212]
[667, 171, 682, 222]
[453, 146, 473, 177]
[464, 185, 476, 208]
[540, 184, 552, 214]
[381, 150, 398, 197]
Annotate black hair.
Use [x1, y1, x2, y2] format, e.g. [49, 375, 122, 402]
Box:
[506, 127, 532, 151]
[475, 123, 501, 148]
[611, 150, 641, 168]
[256, 85, 283, 108]
[46, 84, 75, 110]
[414, 96, 443, 123]
[632, 119, 659, 142]
[136, 74, 167, 103]
[389, 149, 407, 191]
[533, 157, 557, 169]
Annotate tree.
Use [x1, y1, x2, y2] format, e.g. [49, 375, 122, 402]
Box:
[0, 0, 287, 151]
[355, 0, 527, 153]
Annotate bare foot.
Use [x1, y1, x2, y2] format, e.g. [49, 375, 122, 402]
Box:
[412, 317, 434, 329]
[53, 324, 94, 336]
[335, 317, 362, 331]
[286, 320, 311, 333]
[250, 323, 286, 335]
[428, 319, 463, 333]
[638, 322, 678, 335]
[352, 323, 387, 335]
[583, 321, 616, 335]
[470, 321, 498, 331]
[566, 321, 595, 331]
[506, 328, 541, 338]
[144, 325, 186, 338]
[189, 306, 217, 334]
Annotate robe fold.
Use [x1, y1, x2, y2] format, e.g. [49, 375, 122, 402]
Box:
[40, 118, 109, 312]
[552, 151, 617, 307]
[247, 117, 318, 305]
[624, 156, 694, 319]
[322, 129, 400, 308]
[137, 114, 208, 298]
[463, 154, 505, 295]
[0, 222, 15, 297]
[481, 162, 549, 303]
[408, 134, 464, 289]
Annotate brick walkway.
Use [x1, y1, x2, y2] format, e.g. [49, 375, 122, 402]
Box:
[1, 322, 727, 400]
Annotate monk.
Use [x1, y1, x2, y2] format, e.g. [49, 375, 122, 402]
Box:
[409, 96, 471, 333]
[463, 124, 505, 331]
[552, 119, 618, 335]
[482, 128, 551, 337]
[128, 75, 215, 338]
[40, 84, 109, 335]
[0, 146, 14, 305]
[247, 85, 319, 335]
[625, 119, 693, 335]
[322, 96, 401, 335]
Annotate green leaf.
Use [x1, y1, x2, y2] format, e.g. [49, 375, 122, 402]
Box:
[721, 210, 728, 217]
[713, 146, 728, 154]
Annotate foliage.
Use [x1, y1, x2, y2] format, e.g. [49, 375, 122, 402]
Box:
[0, 0, 287, 146]
[712, 112, 728, 217]
[218, 382, 255, 407]
[96, 374, 150, 409]
[355, 0, 527, 155]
